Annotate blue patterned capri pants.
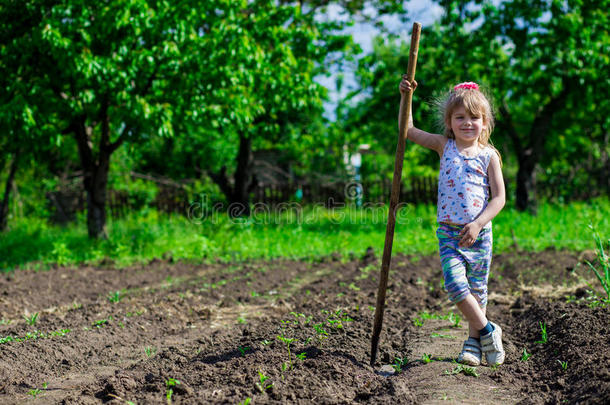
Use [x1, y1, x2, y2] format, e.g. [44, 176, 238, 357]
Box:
[436, 223, 493, 308]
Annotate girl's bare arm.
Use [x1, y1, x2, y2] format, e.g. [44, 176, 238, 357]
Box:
[399, 78, 447, 156]
[473, 152, 506, 228]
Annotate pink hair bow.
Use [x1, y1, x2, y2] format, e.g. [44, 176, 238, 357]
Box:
[453, 82, 479, 91]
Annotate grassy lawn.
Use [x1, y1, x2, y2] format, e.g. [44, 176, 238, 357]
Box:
[1, 198, 608, 271]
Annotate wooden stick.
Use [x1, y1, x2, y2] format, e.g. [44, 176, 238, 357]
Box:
[370, 22, 421, 367]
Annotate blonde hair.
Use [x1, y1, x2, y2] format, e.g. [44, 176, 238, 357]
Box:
[437, 85, 502, 165]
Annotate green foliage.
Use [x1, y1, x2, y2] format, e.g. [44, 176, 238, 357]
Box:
[144, 346, 157, 358]
[421, 353, 433, 364]
[256, 370, 273, 393]
[445, 363, 479, 377]
[107, 291, 123, 303]
[23, 312, 39, 326]
[165, 378, 181, 404]
[1, 329, 70, 345]
[535, 322, 548, 344]
[585, 229, 610, 302]
[521, 348, 532, 362]
[392, 356, 409, 373]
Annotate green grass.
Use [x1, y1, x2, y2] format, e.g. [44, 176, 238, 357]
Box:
[0, 198, 608, 271]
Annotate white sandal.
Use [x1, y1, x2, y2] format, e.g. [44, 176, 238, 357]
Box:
[480, 322, 505, 366]
[458, 337, 482, 366]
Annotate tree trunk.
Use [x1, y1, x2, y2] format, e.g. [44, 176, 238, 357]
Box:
[230, 133, 253, 216]
[0, 151, 19, 232]
[500, 83, 570, 213]
[72, 99, 125, 239]
[515, 153, 537, 214]
[83, 154, 110, 239]
[209, 132, 255, 218]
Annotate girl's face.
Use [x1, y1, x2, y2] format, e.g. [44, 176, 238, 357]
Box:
[449, 105, 486, 144]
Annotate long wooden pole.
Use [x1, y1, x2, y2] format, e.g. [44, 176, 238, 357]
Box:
[370, 22, 421, 367]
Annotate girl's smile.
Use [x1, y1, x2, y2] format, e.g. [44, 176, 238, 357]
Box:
[450, 106, 486, 144]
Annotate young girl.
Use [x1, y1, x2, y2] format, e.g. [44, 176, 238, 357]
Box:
[399, 77, 506, 366]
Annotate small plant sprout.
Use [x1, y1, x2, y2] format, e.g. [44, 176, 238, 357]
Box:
[313, 323, 329, 346]
[107, 290, 122, 303]
[145, 346, 157, 357]
[413, 317, 424, 327]
[421, 353, 433, 364]
[392, 356, 409, 373]
[237, 346, 250, 356]
[24, 312, 39, 326]
[296, 352, 306, 361]
[28, 382, 47, 398]
[584, 230, 610, 302]
[276, 333, 297, 370]
[558, 360, 568, 371]
[165, 378, 181, 404]
[521, 348, 532, 361]
[535, 321, 548, 344]
[256, 370, 273, 393]
[448, 312, 461, 328]
[445, 364, 479, 377]
[239, 398, 252, 405]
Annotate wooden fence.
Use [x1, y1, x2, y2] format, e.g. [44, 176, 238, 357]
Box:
[46, 170, 609, 222]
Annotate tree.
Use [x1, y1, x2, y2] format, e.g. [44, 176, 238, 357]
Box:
[1, 0, 215, 237]
[133, 0, 409, 214]
[344, 0, 609, 211]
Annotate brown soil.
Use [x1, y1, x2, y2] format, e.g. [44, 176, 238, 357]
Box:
[0, 248, 608, 404]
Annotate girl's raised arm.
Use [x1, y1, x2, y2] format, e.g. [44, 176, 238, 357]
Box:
[399, 78, 447, 156]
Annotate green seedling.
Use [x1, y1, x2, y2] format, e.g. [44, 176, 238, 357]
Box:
[0, 319, 11, 325]
[421, 353, 433, 364]
[145, 346, 157, 357]
[535, 322, 548, 344]
[325, 309, 353, 330]
[448, 312, 461, 328]
[256, 370, 273, 393]
[445, 364, 479, 377]
[28, 388, 42, 398]
[276, 333, 297, 370]
[28, 382, 47, 398]
[558, 360, 568, 371]
[261, 339, 271, 346]
[165, 378, 181, 404]
[108, 291, 122, 303]
[521, 348, 532, 361]
[290, 312, 313, 325]
[313, 323, 329, 346]
[92, 318, 111, 328]
[296, 352, 306, 361]
[237, 316, 247, 324]
[431, 333, 456, 339]
[237, 346, 250, 356]
[0, 329, 70, 345]
[392, 356, 409, 373]
[585, 230, 610, 302]
[239, 398, 252, 405]
[446, 361, 479, 376]
[413, 317, 424, 327]
[23, 313, 39, 326]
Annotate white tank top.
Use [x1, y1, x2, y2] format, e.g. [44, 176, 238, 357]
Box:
[437, 139, 493, 228]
